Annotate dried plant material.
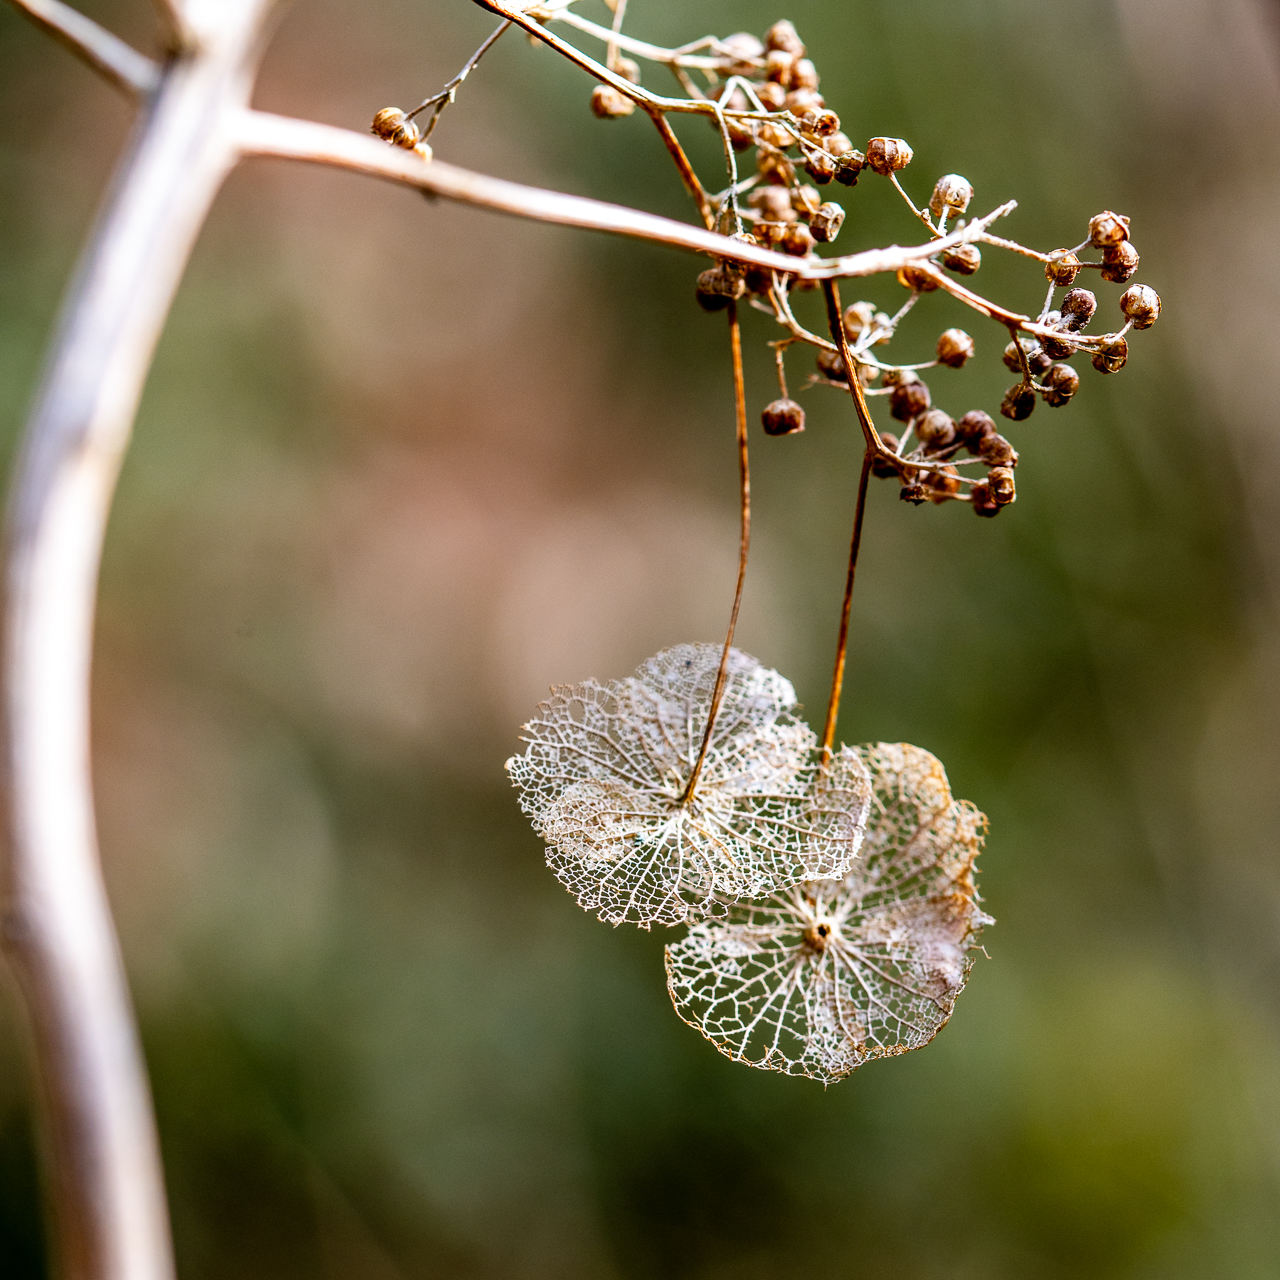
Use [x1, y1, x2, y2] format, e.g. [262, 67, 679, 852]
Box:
[507, 645, 871, 926]
[666, 743, 990, 1082]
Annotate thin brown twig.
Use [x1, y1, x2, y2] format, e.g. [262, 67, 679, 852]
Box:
[683, 301, 750, 802]
[3, 0, 160, 95]
[648, 112, 712, 226]
[406, 19, 511, 140]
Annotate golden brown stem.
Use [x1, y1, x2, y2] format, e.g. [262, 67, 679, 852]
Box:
[683, 301, 750, 801]
[821, 277, 884, 452]
[648, 110, 713, 227]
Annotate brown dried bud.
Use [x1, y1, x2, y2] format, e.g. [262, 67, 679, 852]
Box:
[1092, 336, 1129, 373]
[936, 328, 975, 368]
[785, 89, 825, 117]
[761, 398, 806, 435]
[804, 149, 837, 184]
[1120, 283, 1161, 329]
[897, 263, 939, 292]
[757, 148, 796, 186]
[791, 184, 822, 216]
[825, 131, 854, 156]
[1061, 288, 1097, 331]
[816, 349, 849, 382]
[900, 481, 928, 505]
[1041, 362, 1080, 408]
[791, 58, 820, 91]
[781, 222, 816, 256]
[866, 137, 913, 175]
[757, 120, 794, 149]
[1101, 240, 1140, 283]
[927, 465, 961, 503]
[1041, 329, 1076, 360]
[890, 377, 931, 421]
[371, 107, 422, 150]
[802, 108, 840, 137]
[942, 243, 982, 275]
[765, 49, 796, 84]
[748, 184, 797, 222]
[1044, 251, 1081, 287]
[1003, 338, 1036, 372]
[978, 433, 1019, 467]
[970, 480, 1001, 517]
[615, 56, 641, 84]
[833, 150, 865, 186]
[765, 19, 806, 56]
[1029, 348, 1053, 376]
[809, 201, 845, 242]
[752, 222, 787, 249]
[743, 267, 774, 295]
[756, 81, 787, 111]
[916, 408, 957, 450]
[988, 466, 1016, 505]
[1089, 210, 1131, 248]
[1001, 382, 1036, 421]
[719, 32, 765, 74]
[591, 85, 635, 119]
[696, 266, 744, 311]
[929, 174, 973, 219]
[872, 435, 901, 479]
[843, 301, 876, 339]
[956, 409, 997, 449]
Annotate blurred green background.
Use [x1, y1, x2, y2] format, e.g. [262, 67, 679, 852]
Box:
[3, 0, 1280, 1275]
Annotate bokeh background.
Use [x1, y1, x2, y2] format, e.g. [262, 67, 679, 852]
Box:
[3, 0, 1280, 1275]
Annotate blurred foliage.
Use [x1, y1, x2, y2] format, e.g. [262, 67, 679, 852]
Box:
[2, 0, 1280, 1276]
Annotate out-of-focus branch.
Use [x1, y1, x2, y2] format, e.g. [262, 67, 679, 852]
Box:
[234, 110, 1016, 282]
[149, 0, 194, 53]
[2, 7, 279, 1279]
[2, 0, 160, 96]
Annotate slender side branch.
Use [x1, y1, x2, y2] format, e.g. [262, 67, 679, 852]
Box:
[683, 302, 750, 802]
[2, 7, 278, 1280]
[3, 0, 161, 96]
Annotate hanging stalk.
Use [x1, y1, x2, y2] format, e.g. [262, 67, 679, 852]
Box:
[683, 300, 750, 801]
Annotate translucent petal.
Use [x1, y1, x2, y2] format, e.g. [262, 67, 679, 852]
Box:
[665, 742, 990, 1081]
[507, 644, 870, 926]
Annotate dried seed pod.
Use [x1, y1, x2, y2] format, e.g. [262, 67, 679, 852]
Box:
[803, 107, 840, 137]
[791, 58, 820, 91]
[890, 377, 931, 422]
[765, 19, 806, 55]
[1000, 383, 1036, 421]
[897, 263, 938, 292]
[1003, 338, 1037, 372]
[748, 184, 797, 222]
[761, 398, 806, 436]
[1041, 362, 1080, 407]
[757, 148, 796, 186]
[956, 409, 997, 449]
[872, 312, 893, 345]
[970, 480, 1001, 517]
[615, 56, 641, 84]
[696, 266, 744, 311]
[1044, 250, 1081, 287]
[929, 174, 974, 219]
[766, 49, 796, 84]
[1089, 210, 1131, 248]
[752, 221, 787, 250]
[1101, 240, 1140, 283]
[1120, 283, 1161, 329]
[927, 465, 961, 502]
[1041, 329, 1076, 360]
[591, 84, 635, 118]
[781, 222, 816, 256]
[866, 137, 913, 175]
[987, 466, 1016, 505]
[757, 120, 794, 149]
[785, 88, 824, 115]
[756, 81, 787, 111]
[942, 243, 982, 275]
[900, 481, 928, 505]
[1060, 288, 1097, 331]
[843, 300, 876, 339]
[809, 201, 845, 242]
[978, 433, 1019, 467]
[719, 31, 765, 74]
[791, 184, 822, 216]
[371, 107, 422, 150]
[816, 349, 849, 382]
[936, 328, 975, 368]
[1029, 348, 1053, 376]
[833, 150, 865, 186]
[872, 435, 901, 478]
[744, 266, 775, 295]
[1092, 335, 1129, 373]
[916, 408, 957, 450]
[804, 149, 837, 184]
[825, 131, 855, 156]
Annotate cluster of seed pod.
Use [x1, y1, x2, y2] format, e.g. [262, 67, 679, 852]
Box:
[368, 107, 435, 160]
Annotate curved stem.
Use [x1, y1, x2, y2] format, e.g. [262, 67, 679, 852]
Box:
[683, 301, 750, 802]
[1, 6, 276, 1278]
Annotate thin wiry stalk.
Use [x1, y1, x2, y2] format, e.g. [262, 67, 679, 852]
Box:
[683, 301, 750, 802]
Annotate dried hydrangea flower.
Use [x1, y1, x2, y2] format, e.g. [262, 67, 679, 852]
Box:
[507, 644, 870, 927]
[665, 742, 990, 1082]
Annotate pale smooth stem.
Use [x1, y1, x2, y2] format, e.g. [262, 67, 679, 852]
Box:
[233, 111, 1017, 284]
[821, 449, 873, 760]
[545, 6, 738, 70]
[3, 0, 161, 95]
[2, 5, 277, 1278]
[683, 301, 750, 803]
[604, 0, 626, 71]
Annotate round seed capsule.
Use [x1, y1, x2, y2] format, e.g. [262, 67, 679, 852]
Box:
[897, 263, 938, 291]
[804, 149, 837, 184]
[761, 398, 806, 435]
[978, 433, 1018, 467]
[1003, 338, 1037, 372]
[1044, 251, 1081, 287]
[765, 19, 805, 55]
[781, 223, 816, 256]
[748, 184, 796, 222]
[833, 150, 865, 186]
[765, 49, 796, 84]
[1041, 362, 1080, 407]
[791, 184, 822, 216]
[591, 85, 635, 118]
[825, 131, 855, 156]
[1120, 283, 1161, 329]
[956, 410, 997, 449]
[890, 377, 931, 421]
[843, 301, 876, 339]
[615, 56, 641, 84]
[816, 349, 848, 382]
[866, 137, 913, 175]
[1092, 335, 1129, 373]
[916, 408, 957, 450]
[1089, 210, 1131, 248]
[942, 243, 982, 275]
[971, 479, 1001, 517]
[791, 59, 821, 92]
[756, 81, 787, 110]
[1101, 240, 1140, 283]
[900, 481, 928, 505]
[1001, 383, 1036, 421]
[809, 201, 845, 242]
[929, 174, 973, 219]
[1041, 330, 1076, 360]
[695, 266, 744, 311]
[988, 466, 1016, 505]
[757, 120, 794, 149]
[719, 32, 764, 75]
[757, 149, 796, 185]
[935, 328, 974, 368]
[1061, 288, 1097, 331]
[785, 89, 825, 116]
[371, 107, 420, 149]
[927, 465, 961, 502]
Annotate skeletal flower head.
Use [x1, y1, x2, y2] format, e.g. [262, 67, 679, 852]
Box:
[665, 742, 990, 1082]
[506, 644, 870, 927]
